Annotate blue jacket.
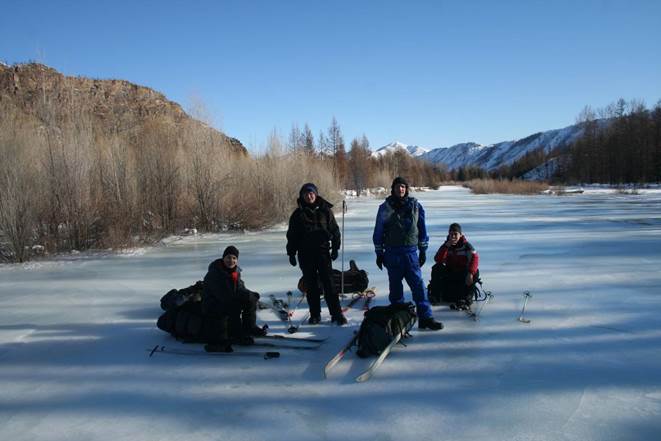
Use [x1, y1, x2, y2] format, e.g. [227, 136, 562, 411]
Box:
[373, 196, 428, 256]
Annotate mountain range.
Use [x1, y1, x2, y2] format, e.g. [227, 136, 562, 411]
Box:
[372, 124, 588, 172]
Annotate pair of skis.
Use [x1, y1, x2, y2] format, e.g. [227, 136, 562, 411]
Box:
[288, 287, 376, 333]
[148, 345, 280, 360]
[323, 329, 408, 382]
[149, 334, 326, 360]
[267, 291, 304, 322]
[341, 288, 376, 313]
[266, 291, 311, 333]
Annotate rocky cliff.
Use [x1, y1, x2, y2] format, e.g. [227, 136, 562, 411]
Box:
[0, 62, 246, 155]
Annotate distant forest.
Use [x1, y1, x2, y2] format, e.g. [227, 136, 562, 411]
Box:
[456, 99, 661, 184]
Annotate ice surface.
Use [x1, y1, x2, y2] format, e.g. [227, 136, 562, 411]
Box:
[1, 186, 660, 441]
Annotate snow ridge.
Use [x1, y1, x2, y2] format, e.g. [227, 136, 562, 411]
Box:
[371, 141, 428, 158]
[375, 122, 594, 171]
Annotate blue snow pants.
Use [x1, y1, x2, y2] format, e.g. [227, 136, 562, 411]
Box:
[383, 247, 433, 319]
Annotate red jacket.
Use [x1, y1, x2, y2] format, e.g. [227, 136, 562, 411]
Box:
[434, 236, 479, 275]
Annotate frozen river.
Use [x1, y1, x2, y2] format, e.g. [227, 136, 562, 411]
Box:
[1, 186, 660, 441]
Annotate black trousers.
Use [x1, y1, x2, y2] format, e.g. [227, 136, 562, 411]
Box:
[299, 250, 342, 317]
[218, 290, 259, 338]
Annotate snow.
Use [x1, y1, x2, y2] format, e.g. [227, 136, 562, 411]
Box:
[2, 187, 661, 441]
[387, 122, 615, 173]
[372, 141, 429, 158]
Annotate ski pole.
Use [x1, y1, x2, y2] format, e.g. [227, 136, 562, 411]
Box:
[341, 199, 346, 295]
[287, 290, 307, 319]
[288, 311, 310, 334]
[472, 288, 493, 321]
[286, 291, 294, 329]
[518, 291, 532, 323]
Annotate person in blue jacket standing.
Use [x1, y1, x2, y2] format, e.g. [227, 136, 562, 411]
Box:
[373, 177, 444, 330]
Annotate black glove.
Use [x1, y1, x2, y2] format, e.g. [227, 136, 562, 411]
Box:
[289, 255, 297, 266]
[376, 254, 384, 270]
[330, 249, 338, 261]
[419, 249, 426, 267]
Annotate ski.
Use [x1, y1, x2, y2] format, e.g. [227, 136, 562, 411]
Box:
[341, 294, 364, 312]
[258, 334, 328, 343]
[207, 340, 321, 351]
[148, 345, 279, 359]
[253, 341, 321, 350]
[355, 332, 404, 383]
[268, 294, 291, 321]
[341, 287, 376, 313]
[323, 332, 359, 378]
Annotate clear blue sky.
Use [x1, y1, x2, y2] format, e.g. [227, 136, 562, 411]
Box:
[2, 0, 660, 153]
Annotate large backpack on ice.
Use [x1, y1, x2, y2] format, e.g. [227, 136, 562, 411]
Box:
[428, 264, 480, 305]
[298, 259, 369, 295]
[160, 280, 204, 311]
[157, 281, 227, 343]
[356, 302, 417, 358]
[156, 301, 229, 343]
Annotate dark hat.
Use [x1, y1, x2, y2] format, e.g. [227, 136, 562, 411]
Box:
[391, 176, 409, 190]
[448, 223, 462, 233]
[299, 183, 318, 197]
[222, 245, 239, 258]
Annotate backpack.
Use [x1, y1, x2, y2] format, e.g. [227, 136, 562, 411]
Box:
[428, 264, 480, 305]
[356, 302, 417, 358]
[156, 301, 229, 343]
[298, 259, 369, 295]
[160, 280, 204, 311]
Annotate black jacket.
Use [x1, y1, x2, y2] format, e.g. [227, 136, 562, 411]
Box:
[202, 259, 250, 317]
[286, 196, 341, 256]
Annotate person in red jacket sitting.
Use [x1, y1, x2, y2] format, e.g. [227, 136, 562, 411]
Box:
[429, 223, 480, 309]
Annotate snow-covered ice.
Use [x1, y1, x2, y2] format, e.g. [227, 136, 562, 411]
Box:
[1, 186, 660, 441]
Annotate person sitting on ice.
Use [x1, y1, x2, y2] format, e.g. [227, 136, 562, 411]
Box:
[429, 223, 480, 310]
[202, 245, 266, 344]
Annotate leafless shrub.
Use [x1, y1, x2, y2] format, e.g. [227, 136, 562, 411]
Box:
[0, 129, 37, 262]
[464, 179, 549, 195]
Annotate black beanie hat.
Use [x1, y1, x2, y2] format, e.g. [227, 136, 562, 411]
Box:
[449, 223, 462, 234]
[299, 183, 318, 197]
[391, 176, 409, 190]
[222, 245, 239, 258]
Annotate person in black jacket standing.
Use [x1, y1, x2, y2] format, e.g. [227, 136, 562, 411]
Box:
[202, 245, 265, 343]
[286, 183, 346, 325]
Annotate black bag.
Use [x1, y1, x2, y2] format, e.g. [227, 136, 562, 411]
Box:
[428, 264, 478, 305]
[356, 303, 417, 358]
[298, 259, 369, 295]
[160, 280, 204, 311]
[156, 301, 228, 343]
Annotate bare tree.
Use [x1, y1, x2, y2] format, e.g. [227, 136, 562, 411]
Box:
[302, 123, 315, 156]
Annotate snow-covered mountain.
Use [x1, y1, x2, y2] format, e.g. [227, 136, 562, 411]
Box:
[376, 123, 589, 171]
[371, 141, 428, 158]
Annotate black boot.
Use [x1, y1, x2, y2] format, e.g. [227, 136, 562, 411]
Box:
[205, 341, 234, 352]
[236, 335, 255, 346]
[245, 324, 268, 337]
[419, 317, 444, 331]
[331, 313, 347, 326]
[308, 315, 321, 325]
